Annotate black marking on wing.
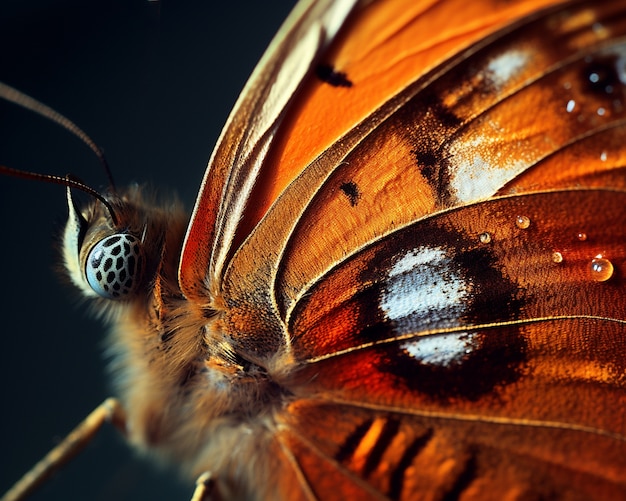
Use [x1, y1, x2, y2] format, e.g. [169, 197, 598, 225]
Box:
[582, 54, 622, 97]
[316, 63, 353, 87]
[335, 418, 375, 464]
[401, 91, 460, 205]
[364, 224, 526, 402]
[442, 454, 477, 501]
[380, 326, 527, 402]
[411, 146, 454, 205]
[362, 418, 401, 477]
[412, 149, 439, 180]
[340, 181, 361, 206]
[388, 429, 434, 501]
[420, 89, 462, 129]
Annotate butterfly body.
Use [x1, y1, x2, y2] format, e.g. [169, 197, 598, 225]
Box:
[5, 0, 626, 499]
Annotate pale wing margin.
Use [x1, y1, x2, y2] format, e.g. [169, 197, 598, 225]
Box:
[181, 0, 362, 289]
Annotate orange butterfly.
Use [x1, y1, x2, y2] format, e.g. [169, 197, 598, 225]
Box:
[3, 0, 626, 500]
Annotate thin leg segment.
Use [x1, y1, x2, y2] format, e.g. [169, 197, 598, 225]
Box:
[2, 398, 127, 501]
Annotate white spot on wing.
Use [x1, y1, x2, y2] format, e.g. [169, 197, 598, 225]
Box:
[400, 332, 476, 367]
[448, 151, 526, 202]
[444, 50, 535, 202]
[380, 247, 472, 333]
[486, 50, 528, 88]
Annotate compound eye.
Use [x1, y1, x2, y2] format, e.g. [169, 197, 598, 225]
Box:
[85, 234, 143, 299]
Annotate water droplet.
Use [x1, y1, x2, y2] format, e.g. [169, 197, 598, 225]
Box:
[515, 215, 531, 229]
[479, 232, 491, 244]
[600, 151, 607, 162]
[566, 99, 576, 112]
[597, 107, 606, 116]
[590, 257, 614, 282]
[552, 252, 563, 263]
[577, 232, 588, 241]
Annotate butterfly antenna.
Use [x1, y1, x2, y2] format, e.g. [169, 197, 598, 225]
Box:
[0, 81, 116, 191]
[0, 165, 119, 226]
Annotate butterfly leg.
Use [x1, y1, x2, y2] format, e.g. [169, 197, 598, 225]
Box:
[190, 472, 222, 501]
[2, 397, 127, 501]
[191, 471, 230, 501]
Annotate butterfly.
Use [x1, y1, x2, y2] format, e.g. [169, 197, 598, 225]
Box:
[2, 0, 626, 500]
[0, 3, 292, 499]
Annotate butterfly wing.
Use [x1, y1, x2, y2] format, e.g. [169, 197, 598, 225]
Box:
[278, 189, 626, 499]
[180, 0, 565, 302]
[183, 0, 626, 498]
[178, 0, 359, 301]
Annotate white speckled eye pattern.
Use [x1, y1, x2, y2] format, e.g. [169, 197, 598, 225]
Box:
[85, 234, 142, 299]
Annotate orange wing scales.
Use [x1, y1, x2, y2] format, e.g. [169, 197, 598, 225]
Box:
[279, 402, 626, 500]
[222, 0, 574, 317]
[222, 0, 626, 348]
[274, 0, 626, 319]
[274, 189, 626, 498]
[248, 0, 569, 228]
[211, 1, 626, 498]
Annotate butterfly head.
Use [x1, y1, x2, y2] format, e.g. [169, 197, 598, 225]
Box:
[84, 233, 143, 299]
[63, 185, 149, 301]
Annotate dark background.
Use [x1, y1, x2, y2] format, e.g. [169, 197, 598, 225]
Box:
[0, 1, 294, 499]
